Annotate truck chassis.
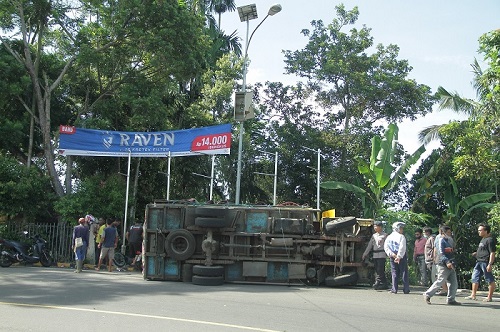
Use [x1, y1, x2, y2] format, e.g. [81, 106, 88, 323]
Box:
[143, 201, 374, 287]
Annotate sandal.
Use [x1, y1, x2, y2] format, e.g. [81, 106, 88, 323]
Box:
[483, 298, 492, 302]
[464, 296, 477, 300]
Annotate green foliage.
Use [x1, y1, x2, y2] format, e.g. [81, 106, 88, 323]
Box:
[283, 4, 435, 132]
[0, 155, 56, 222]
[54, 174, 126, 223]
[321, 124, 425, 218]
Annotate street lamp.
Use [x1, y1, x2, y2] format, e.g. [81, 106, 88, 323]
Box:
[235, 3, 282, 205]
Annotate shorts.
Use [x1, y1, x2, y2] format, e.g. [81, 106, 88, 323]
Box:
[100, 247, 115, 261]
[471, 261, 495, 283]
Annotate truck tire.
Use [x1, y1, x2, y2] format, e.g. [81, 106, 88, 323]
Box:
[324, 217, 357, 235]
[165, 229, 196, 261]
[193, 265, 225, 277]
[194, 217, 226, 228]
[324, 272, 358, 287]
[195, 207, 227, 218]
[192, 275, 225, 286]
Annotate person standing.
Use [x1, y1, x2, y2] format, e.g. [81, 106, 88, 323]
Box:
[423, 227, 435, 283]
[126, 219, 144, 266]
[466, 223, 496, 302]
[96, 219, 118, 272]
[413, 228, 428, 286]
[72, 217, 89, 273]
[362, 220, 388, 290]
[93, 218, 106, 267]
[423, 225, 461, 305]
[384, 222, 410, 294]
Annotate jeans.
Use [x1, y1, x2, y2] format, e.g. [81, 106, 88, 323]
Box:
[424, 264, 458, 302]
[75, 243, 87, 261]
[471, 261, 495, 283]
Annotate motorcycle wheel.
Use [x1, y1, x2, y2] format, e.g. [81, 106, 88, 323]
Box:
[113, 252, 126, 268]
[40, 250, 53, 267]
[0, 252, 13, 268]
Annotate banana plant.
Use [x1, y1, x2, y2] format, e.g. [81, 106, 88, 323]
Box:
[321, 123, 426, 218]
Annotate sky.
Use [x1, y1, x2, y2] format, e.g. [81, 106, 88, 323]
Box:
[220, 0, 499, 157]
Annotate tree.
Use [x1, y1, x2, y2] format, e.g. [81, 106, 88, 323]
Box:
[321, 124, 426, 218]
[0, 0, 212, 200]
[419, 30, 499, 186]
[283, 5, 435, 134]
[0, 155, 56, 222]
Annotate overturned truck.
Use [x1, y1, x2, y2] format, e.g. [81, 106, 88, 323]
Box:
[143, 201, 374, 287]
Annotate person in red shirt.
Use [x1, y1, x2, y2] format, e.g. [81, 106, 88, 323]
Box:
[413, 228, 427, 286]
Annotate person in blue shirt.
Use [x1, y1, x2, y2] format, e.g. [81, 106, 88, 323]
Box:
[95, 219, 118, 272]
[423, 225, 461, 305]
[72, 217, 89, 273]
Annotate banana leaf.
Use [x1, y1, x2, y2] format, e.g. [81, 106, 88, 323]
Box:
[457, 193, 495, 212]
[373, 123, 398, 188]
[387, 144, 426, 191]
[320, 181, 367, 196]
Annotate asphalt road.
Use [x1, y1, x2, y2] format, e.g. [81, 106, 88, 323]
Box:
[0, 266, 498, 332]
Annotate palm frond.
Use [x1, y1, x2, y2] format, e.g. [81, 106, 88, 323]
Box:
[418, 124, 442, 145]
[436, 86, 475, 115]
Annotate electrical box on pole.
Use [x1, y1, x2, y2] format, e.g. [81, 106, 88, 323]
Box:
[234, 91, 255, 121]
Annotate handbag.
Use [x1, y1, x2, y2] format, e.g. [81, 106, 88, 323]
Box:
[75, 237, 83, 248]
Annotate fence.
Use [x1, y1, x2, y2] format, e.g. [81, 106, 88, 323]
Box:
[3, 222, 74, 263]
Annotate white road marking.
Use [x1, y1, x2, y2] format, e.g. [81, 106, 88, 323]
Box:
[0, 301, 280, 332]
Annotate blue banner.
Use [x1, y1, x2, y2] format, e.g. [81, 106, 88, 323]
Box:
[58, 124, 232, 157]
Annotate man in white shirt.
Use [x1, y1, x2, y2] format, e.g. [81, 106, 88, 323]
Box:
[384, 222, 410, 294]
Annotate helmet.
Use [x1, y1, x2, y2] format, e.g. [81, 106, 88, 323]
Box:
[392, 222, 405, 232]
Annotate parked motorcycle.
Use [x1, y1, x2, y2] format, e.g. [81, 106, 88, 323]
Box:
[0, 231, 54, 268]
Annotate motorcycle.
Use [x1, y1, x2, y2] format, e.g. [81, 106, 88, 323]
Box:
[0, 231, 54, 268]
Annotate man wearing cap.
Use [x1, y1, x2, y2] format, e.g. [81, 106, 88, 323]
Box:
[72, 217, 89, 273]
[362, 220, 388, 290]
[384, 222, 410, 294]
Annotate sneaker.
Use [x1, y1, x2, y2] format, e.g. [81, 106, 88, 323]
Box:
[464, 295, 477, 300]
[447, 300, 461, 305]
[483, 298, 492, 302]
[424, 294, 431, 305]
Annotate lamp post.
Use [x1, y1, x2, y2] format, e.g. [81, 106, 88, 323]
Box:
[235, 3, 282, 205]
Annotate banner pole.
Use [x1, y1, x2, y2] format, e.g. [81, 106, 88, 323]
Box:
[167, 151, 171, 201]
[210, 155, 215, 201]
[122, 150, 131, 255]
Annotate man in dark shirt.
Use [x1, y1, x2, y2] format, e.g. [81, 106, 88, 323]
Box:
[73, 217, 90, 273]
[126, 220, 144, 265]
[466, 223, 496, 302]
[96, 219, 118, 272]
